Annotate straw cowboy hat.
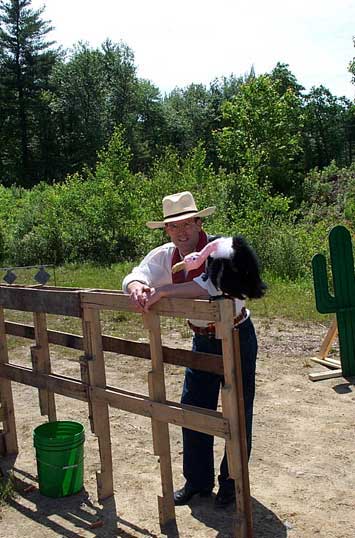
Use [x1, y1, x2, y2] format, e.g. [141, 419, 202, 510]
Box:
[146, 191, 216, 229]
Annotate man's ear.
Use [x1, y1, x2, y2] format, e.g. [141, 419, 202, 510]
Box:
[195, 217, 203, 230]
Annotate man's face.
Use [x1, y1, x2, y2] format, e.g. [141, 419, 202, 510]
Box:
[165, 217, 202, 256]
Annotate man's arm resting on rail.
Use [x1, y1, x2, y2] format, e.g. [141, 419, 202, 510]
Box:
[144, 281, 209, 311]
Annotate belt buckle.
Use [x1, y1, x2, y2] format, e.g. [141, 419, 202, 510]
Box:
[207, 323, 215, 339]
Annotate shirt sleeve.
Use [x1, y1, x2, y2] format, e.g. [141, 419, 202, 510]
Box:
[122, 244, 174, 293]
[193, 273, 223, 297]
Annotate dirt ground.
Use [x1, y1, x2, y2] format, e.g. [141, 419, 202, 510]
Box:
[0, 316, 354, 538]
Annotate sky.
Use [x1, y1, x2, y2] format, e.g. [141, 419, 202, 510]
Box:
[30, 0, 355, 100]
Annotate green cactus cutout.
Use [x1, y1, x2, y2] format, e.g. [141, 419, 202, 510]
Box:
[312, 225, 355, 377]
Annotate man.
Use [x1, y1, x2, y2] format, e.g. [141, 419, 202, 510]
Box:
[122, 191, 258, 508]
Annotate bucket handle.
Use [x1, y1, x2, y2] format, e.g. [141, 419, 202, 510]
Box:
[36, 458, 84, 471]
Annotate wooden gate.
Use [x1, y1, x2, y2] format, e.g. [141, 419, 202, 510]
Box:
[0, 285, 253, 537]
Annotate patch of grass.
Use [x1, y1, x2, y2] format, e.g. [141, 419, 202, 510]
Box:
[54, 261, 135, 290]
[249, 271, 331, 322]
[3, 262, 330, 325]
[0, 472, 15, 505]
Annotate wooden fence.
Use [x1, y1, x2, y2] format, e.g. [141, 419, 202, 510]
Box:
[0, 285, 253, 538]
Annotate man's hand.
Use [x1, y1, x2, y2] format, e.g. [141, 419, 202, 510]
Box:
[144, 287, 163, 311]
[127, 282, 153, 313]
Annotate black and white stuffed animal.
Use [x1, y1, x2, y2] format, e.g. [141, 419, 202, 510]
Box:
[172, 235, 266, 300]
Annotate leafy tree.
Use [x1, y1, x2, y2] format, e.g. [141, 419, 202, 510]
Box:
[209, 74, 244, 102]
[302, 86, 353, 170]
[126, 78, 166, 173]
[161, 73, 253, 168]
[98, 39, 164, 173]
[270, 62, 304, 96]
[49, 40, 164, 178]
[0, 0, 58, 185]
[162, 83, 222, 165]
[216, 74, 304, 197]
[49, 42, 114, 176]
[349, 36, 355, 85]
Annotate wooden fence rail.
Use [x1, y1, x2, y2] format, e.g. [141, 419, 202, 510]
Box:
[0, 285, 252, 538]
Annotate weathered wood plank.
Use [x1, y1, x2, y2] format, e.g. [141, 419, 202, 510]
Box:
[81, 307, 114, 501]
[4, 321, 224, 374]
[32, 312, 56, 420]
[81, 291, 221, 321]
[318, 318, 338, 359]
[0, 286, 81, 317]
[323, 357, 341, 366]
[232, 328, 253, 536]
[309, 369, 343, 381]
[0, 363, 87, 401]
[0, 363, 229, 438]
[0, 307, 18, 455]
[144, 312, 175, 528]
[310, 357, 341, 370]
[0, 285, 219, 319]
[219, 300, 252, 538]
[97, 387, 230, 438]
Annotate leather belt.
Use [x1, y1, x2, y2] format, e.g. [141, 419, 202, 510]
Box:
[188, 307, 247, 336]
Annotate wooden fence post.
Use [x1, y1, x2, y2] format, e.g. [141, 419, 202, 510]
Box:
[144, 312, 176, 528]
[0, 307, 18, 456]
[81, 306, 114, 500]
[218, 300, 253, 538]
[31, 312, 57, 421]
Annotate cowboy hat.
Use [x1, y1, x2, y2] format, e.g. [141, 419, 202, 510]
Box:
[146, 191, 216, 229]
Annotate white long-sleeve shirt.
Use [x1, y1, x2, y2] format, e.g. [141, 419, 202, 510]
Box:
[122, 241, 248, 327]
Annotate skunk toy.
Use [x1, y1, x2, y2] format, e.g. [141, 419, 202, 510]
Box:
[172, 236, 266, 300]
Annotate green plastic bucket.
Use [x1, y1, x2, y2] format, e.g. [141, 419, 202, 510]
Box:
[33, 420, 85, 498]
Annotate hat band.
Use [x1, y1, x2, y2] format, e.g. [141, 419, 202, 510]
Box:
[164, 209, 197, 220]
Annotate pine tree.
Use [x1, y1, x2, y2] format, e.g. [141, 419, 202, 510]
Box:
[0, 0, 57, 185]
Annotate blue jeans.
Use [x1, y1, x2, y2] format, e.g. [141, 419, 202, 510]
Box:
[181, 317, 257, 491]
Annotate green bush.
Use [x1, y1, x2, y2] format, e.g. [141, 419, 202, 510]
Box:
[5, 182, 62, 265]
[0, 228, 4, 264]
[0, 129, 354, 281]
[302, 161, 355, 224]
[252, 220, 330, 280]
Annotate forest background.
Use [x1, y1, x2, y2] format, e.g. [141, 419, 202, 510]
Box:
[0, 0, 355, 286]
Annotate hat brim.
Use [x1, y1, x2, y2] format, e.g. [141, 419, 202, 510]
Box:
[146, 207, 216, 229]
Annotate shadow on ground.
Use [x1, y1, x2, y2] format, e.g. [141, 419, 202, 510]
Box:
[3, 465, 286, 538]
[5, 466, 158, 538]
[188, 494, 287, 538]
[332, 377, 355, 394]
